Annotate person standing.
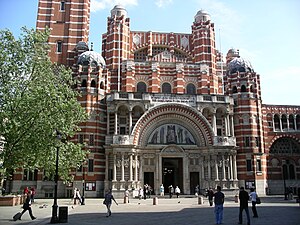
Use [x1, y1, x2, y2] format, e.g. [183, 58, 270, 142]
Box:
[208, 187, 214, 206]
[103, 189, 118, 217]
[20, 191, 36, 220]
[30, 187, 36, 203]
[175, 186, 181, 198]
[160, 184, 164, 196]
[249, 188, 258, 218]
[124, 189, 130, 203]
[238, 187, 250, 225]
[213, 186, 225, 225]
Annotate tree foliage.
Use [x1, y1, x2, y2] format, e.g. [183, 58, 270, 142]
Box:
[0, 28, 88, 181]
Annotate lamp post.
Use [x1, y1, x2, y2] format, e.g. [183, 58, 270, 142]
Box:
[50, 131, 62, 223]
[283, 165, 288, 200]
[81, 160, 86, 205]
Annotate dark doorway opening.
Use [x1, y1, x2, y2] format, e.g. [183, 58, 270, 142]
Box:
[190, 172, 199, 195]
[162, 158, 183, 193]
[144, 172, 154, 194]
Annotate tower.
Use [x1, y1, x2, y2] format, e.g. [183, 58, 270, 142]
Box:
[191, 10, 220, 94]
[102, 5, 130, 92]
[36, 0, 91, 66]
[224, 49, 266, 192]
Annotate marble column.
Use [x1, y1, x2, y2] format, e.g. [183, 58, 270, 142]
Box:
[233, 155, 238, 181]
[129, 154, 133, 181]
[107, 112, 110, 134]
[114, 111, 118, 135]
[113, 154, 117, 181]
[222, 155, 226, 181]
[212, 113, 217, 136]
[129, 110, 132, 134]
[121, 153, 125, 181]
[215, 156, 219, 181]
[230, 155, 233, 181]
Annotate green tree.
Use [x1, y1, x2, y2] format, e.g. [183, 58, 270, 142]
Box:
[0, 28, 88, 182]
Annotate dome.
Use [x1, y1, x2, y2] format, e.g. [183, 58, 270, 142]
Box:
[227, 57, 254, 74]
[227, 48, 239, 58]
[76, 41, 89, 51]
[77, 51, 106, 68]
[111, 5, 127, 18]
[194, 9, 211, 23]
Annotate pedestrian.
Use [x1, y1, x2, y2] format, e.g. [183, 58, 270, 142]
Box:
[208, 187, 214, 206]
[103, 189, 118, 217]
[138, 187, 143, 200]
[238, 187, 250, 225]
[160, 184, 164, 196]
[175, 186, 181, 198]
[169, 185, 174, 198]
[124, 189, 129, 203]
[20, 191, 36, 220]
[213, 185, 225, 225]
[195, 185, 199, 196]
[30, 187, 36, 203]
[73, 188, 82, 205]
[249, 188, 258, 218]
[143, 184, 148, 200]
[23, 186, 29, 195]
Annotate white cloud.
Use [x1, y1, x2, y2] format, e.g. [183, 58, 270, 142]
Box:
[91, 0, 138, 12]
[155, 0, 173, 8]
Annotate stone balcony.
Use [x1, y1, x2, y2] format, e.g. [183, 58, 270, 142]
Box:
[213, 136, 236, 146]
[107, 92, 233, 107]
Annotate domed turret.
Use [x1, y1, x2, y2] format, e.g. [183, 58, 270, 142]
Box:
[76, 41, 89, 51]
[111, 5, 127, 18]
[77, 51, 106, 68]
[227, 57, 254, 74]
[194, 9, 211, 23]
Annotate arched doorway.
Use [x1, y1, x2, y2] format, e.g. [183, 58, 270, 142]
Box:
[162, 158, 183, 194]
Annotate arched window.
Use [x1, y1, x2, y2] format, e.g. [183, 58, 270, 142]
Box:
[288, 115, 295, 130]
[186, 83, 196, 94]
[281, 115, 288, 130]
[270, 137, 300, 154]
[162, 83, 171, 94]
[56, 41, 62, 53]
[274, 114, 280, 131]
[137, 82, 147, 93]
[282, 162, 295, 180]
[100, 81, 104, 89]
[232, 86, 237, 93]
[241, 85, 246, 92]
[296, 115, 300, 130]
[250, 85, 254, 92]
[81, 79, 87, 87]
[91, 79, 96, 88]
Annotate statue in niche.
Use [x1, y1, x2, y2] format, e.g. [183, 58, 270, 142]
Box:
[177, 127, 183, 143]
[184, 130, 195, 144]
[150, 130, 159, 144]
[160, 127, 165, 143]
[167, 125, 177, 144]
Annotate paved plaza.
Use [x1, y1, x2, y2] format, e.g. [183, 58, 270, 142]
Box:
[0, 196, 299, 225]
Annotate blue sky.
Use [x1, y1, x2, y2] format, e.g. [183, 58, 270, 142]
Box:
[0, 0, 299, 105]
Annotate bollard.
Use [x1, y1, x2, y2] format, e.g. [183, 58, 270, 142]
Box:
[198, 196, 203, 205]
[124, 196, 129, 204]
[153, 197, 158, 205]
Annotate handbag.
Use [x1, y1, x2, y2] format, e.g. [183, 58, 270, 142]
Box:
[256, 197, 261, 204]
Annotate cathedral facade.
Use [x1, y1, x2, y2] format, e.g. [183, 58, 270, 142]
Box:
[7, 0, 300, 198]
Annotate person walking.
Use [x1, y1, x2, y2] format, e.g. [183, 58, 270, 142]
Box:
[175, 186, 181, 198]
[103, 189, 118, 217]
[19, 191, 36, 220]
[168, 185, 174, 198]
[160, 184, 164, 196]
[73, 188, 82, 204]
[238, 187, 251, 225]
[213, 186, 225, 225]
[249, 188, 258, 218]
[30, 187, 36, 203]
